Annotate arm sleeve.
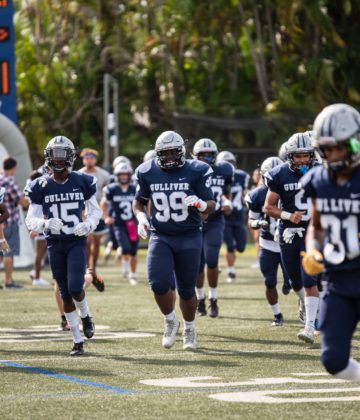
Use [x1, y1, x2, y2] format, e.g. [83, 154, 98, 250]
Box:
[134, 171, 151, 204]
[25, 203, 45, 232]
[194, 165, 214, 201]
[84, 194, 103, 231]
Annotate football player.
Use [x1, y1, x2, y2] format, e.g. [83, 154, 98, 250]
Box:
[193, 139, 234, 317]
[216, 151, 249, 282]
[133, 131, 215, 350]
[25, 136, 102, 356]
[246, 156, 290, 326]
[143, 150, 157, 162]
[301, 103, 360, 381]
[101, 162, 139, 285]
[264, 132, 319, 344]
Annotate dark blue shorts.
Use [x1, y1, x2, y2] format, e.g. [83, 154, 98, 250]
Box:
[199, 218, 225, 272]
[147, 232, 202, 300]
[320, 288, 360, 374]
[279, 234, 317, 290]
[259, 247, 289, 289]
[47, 238, 87, 301]
[223, 221, 247, 253]
[113, 224, 138, 256]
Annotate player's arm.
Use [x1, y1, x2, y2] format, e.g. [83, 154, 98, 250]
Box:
[100, 197, 114, 225]
[25, 203, 63, 232]
[84, 195, 102, 231]
[0, 203, 9, 224]
[263, 190, 304, 224]
[133, 199, 151, 239]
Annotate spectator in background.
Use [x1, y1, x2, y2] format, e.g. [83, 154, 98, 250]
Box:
[79, 148, 110, 292]
[0, 157, 29, 288]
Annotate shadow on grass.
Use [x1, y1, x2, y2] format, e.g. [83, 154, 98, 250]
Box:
[218, 315, 302, 325]
[195, 347, 320, 360]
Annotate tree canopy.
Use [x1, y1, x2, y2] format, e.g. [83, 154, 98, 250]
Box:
[14, 0, 360, 166]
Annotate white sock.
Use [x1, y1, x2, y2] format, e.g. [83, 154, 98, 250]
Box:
[270, 303, 281, 316]
[305, 296, 319, 330]
[74, 297, 91, 318]
[129, 272, 136, 279]
[335, 358, 360, 381]
[164, 310, 176, 322]
[209, 287, 217, 300]
[123, 260, 129, 272]
[196, 287, 205, 300]
[295, 287, 305, 304]
[184, 320, 195, 330]
[64, 310, 83, 343]
[228, 266, 235, 274]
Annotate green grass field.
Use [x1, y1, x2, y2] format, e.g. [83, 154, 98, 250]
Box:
[1, 247, 359, 419]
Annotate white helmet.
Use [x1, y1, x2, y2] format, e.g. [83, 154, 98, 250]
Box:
[143, 149, 157, 162]
[44, 136, 76, 173]
[286, 132, 315, 174]
[278, 142, 288, 161]
[192, 138, 218, 165]
[313, 103, 360, 174]
[216, 150, 236, 165]
[260, 156, 283, 176]
[114, 162, 133, 184]
[155, 131, 186, 169]
[112, 155, 131, 169]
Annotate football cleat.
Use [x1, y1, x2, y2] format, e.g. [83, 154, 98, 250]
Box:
[208, 298, 219, 318]
[183, 327, 197, 350]
[70, 341, 84, 356]
[282, 282, 292, 295]
[297, 327, 315, 344]
[162, 319, 180, 349]
[227, 272, 236, 283]
[197, 298, 207, 316]
[81, 315, 95, 339]
[271, 313, 284, 327]
[32, 278, 51, 287]
[298, 299, 306, 324]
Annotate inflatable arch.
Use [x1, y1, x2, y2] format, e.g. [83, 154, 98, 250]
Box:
[0, 113, 34, 268]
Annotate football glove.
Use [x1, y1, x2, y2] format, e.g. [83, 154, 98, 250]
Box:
[184, 195, 207, 212]
[250, 219, 269, 230]
[44, 218, 64, 232]
[0, 238, 10, 253]
[301, 249, 324, 276]
[136, 212, 150, 240]
[74, 222, 91, 236]
[283, 227, 305, 244]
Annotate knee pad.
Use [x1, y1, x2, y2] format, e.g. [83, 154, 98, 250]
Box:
[150, 281, 170, 296]
[178, 287, 195, 301]
[321, 350, 348, 375]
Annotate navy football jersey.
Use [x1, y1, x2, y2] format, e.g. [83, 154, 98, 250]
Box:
[301, 165, 360, 272]
[135, 159, 214, 235]
[206, 160, 234, 222]
[225, 169, 250, 223]
[25, 171, 96, 240]
[103, 183, 136, 224]
[245, 186, 278, 244]
[265, 162, 313, 229]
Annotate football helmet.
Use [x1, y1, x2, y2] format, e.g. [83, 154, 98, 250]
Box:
[112, 155, 131, 169]
[260, 156, 283, 177]
[216, 150, 236, 165]
[192, 138, 218, 165]
[286, 132, 315, 174]
[44, 136, 76, 173]
[312, 103, 360, 175]
[143, 149, 157, 162]
[278, 142, 288, 161]
[114, 162, 133, 184]
[155, 131, 186, 170]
